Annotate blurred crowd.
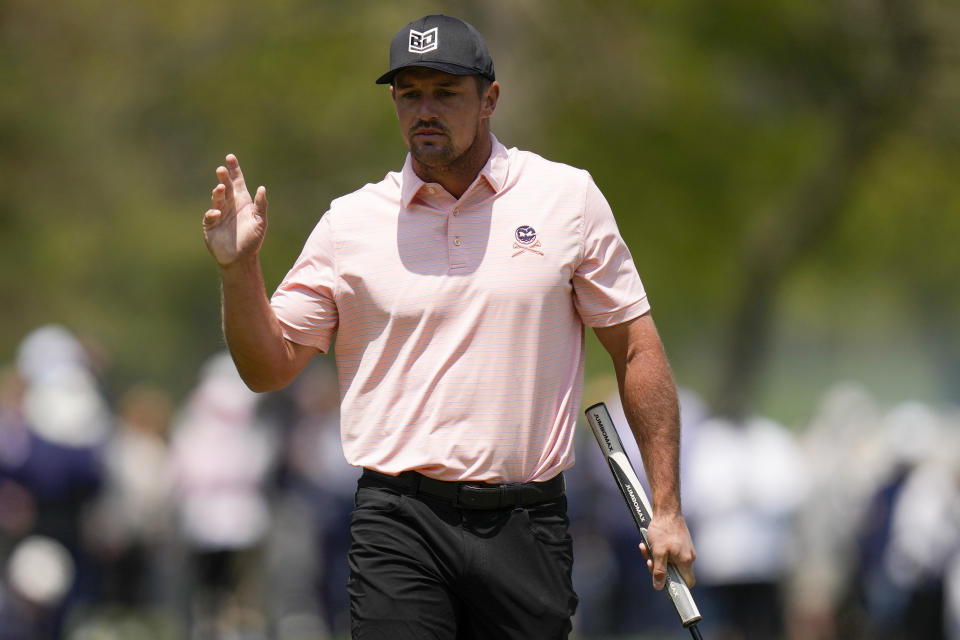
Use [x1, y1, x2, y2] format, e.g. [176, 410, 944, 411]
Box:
[0, 326, 354, 640]
[573, 387, 960, 640]
[1, 324, 958, 640]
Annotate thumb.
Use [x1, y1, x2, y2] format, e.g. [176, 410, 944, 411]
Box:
[254, 186, 268, 223]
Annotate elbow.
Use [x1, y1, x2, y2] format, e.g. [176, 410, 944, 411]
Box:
[227, 338, 308, 393]
[243, 377, 283, 394]
[236, 363, 294, 394]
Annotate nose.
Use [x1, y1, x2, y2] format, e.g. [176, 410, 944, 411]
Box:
[415, 94, 440, 120]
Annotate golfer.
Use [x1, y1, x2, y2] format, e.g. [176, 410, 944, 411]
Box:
[202, 14, 696, 639]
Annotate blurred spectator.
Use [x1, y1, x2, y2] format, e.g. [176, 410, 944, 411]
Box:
[787, 383, 887, 640]
[168, 352, 277, 640]
[0, 325, 109, 636]
[788, 386, 960, 640]
[948, 520, 960, 640]
[15, 325, 92, 386]
[0, 535, 76, 639]
[0, 368, 37, 549]
[263, 360, 358, 639]
[854, 402, 959, 640]
[683, 411, 808, 640]
[83, 384, 175, 608]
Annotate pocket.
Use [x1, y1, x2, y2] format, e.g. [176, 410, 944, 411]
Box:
[519, 497, 579, 624]
[525, 497, 572, 546]
[353, 486, 402, 513]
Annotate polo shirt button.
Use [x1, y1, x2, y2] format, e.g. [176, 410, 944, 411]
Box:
[427, 187, 436, 194]
[454, 238, 462, 247]
[453, 208, 460, 216]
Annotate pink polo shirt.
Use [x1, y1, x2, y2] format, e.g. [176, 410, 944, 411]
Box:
[271, 135, 649, 483]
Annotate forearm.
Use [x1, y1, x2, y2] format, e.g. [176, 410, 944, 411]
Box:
[619, 340, 682, 517]
[219, 257, 300, 392]
[595, 314, 697, 588]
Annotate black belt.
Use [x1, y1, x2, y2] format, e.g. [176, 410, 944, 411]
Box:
[361, 468, 565, 510]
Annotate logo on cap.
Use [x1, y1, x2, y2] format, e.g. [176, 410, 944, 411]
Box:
[408, 27, 438, 54]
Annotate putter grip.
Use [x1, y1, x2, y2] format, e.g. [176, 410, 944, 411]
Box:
[585, 402, 702, 628]
[665, 564, 700, 627]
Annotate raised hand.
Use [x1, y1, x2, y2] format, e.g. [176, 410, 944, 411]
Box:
[203, 154, 268, 267]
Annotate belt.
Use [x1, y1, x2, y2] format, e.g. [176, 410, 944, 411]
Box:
[361, 468, 565, 510]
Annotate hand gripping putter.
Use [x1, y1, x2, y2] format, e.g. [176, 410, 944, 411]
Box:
[584, 402, 704, 640]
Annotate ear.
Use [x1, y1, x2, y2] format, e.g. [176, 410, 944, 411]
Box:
[481, 81, 500, 120]
[389, 84, 401, 121]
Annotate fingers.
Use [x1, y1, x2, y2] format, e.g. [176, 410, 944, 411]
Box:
[638, 541, 696, 590]
[676, 561, 696, 589]
[209, 155, 266, 227]
[668, 532, 697, 588]
[202, 208, 221, 229]
[638, 542, 654, 573]
[225, 153, 241, 173]
[651, 544, 669, 591]
[254, 185, 268, 222]
[640, 512, 697, 591]
[216, 166, 235, 210]
[225, 153, 248, 194]
[211, 182, 226, 210]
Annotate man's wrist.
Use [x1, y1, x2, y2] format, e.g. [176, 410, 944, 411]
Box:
[652, 499, 683, 519]
[218, 254, 261, 278]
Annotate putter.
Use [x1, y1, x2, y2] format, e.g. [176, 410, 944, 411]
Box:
[584, 402, 704, 640]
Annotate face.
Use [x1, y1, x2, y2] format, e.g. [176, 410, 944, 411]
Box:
[391, 67, 497, 171]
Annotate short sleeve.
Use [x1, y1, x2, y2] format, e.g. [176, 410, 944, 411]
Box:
[572, 176, 650, 328]
[270, 213, 339, 352]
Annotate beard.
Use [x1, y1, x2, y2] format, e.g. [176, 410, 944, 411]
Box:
[410, 138, 456, 167]
[408, 121, 481, 171]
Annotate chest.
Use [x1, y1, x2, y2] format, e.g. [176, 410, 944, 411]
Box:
[334, 194, 584, 320]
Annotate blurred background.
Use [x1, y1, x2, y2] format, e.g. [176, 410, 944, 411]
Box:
[1, 0, 958, 638]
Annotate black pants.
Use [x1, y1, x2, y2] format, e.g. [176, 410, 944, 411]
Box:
[348, 473, 578, 639]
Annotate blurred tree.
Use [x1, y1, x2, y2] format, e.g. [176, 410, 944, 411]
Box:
[0, 0, 957, 418]
[708, 0, 935, 418]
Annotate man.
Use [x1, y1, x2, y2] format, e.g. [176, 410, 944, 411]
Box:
[202, 14, 695, 639]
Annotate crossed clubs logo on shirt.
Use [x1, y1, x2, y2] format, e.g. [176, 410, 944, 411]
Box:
[512, 225, 544, 257]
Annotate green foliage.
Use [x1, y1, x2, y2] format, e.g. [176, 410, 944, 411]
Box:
[1, 0, 957, 414]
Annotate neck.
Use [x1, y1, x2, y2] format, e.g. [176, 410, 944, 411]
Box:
[412, 128, 492, 199]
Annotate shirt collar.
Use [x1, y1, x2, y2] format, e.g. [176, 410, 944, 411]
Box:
[400, 134, 510, 208]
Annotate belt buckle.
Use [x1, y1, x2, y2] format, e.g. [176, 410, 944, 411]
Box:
[455, 483, 499, 509]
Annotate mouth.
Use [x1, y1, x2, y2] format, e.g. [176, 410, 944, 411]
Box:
[411, 127, 447, 140]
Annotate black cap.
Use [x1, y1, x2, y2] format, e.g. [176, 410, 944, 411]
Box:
[375, 15, 495, 85]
